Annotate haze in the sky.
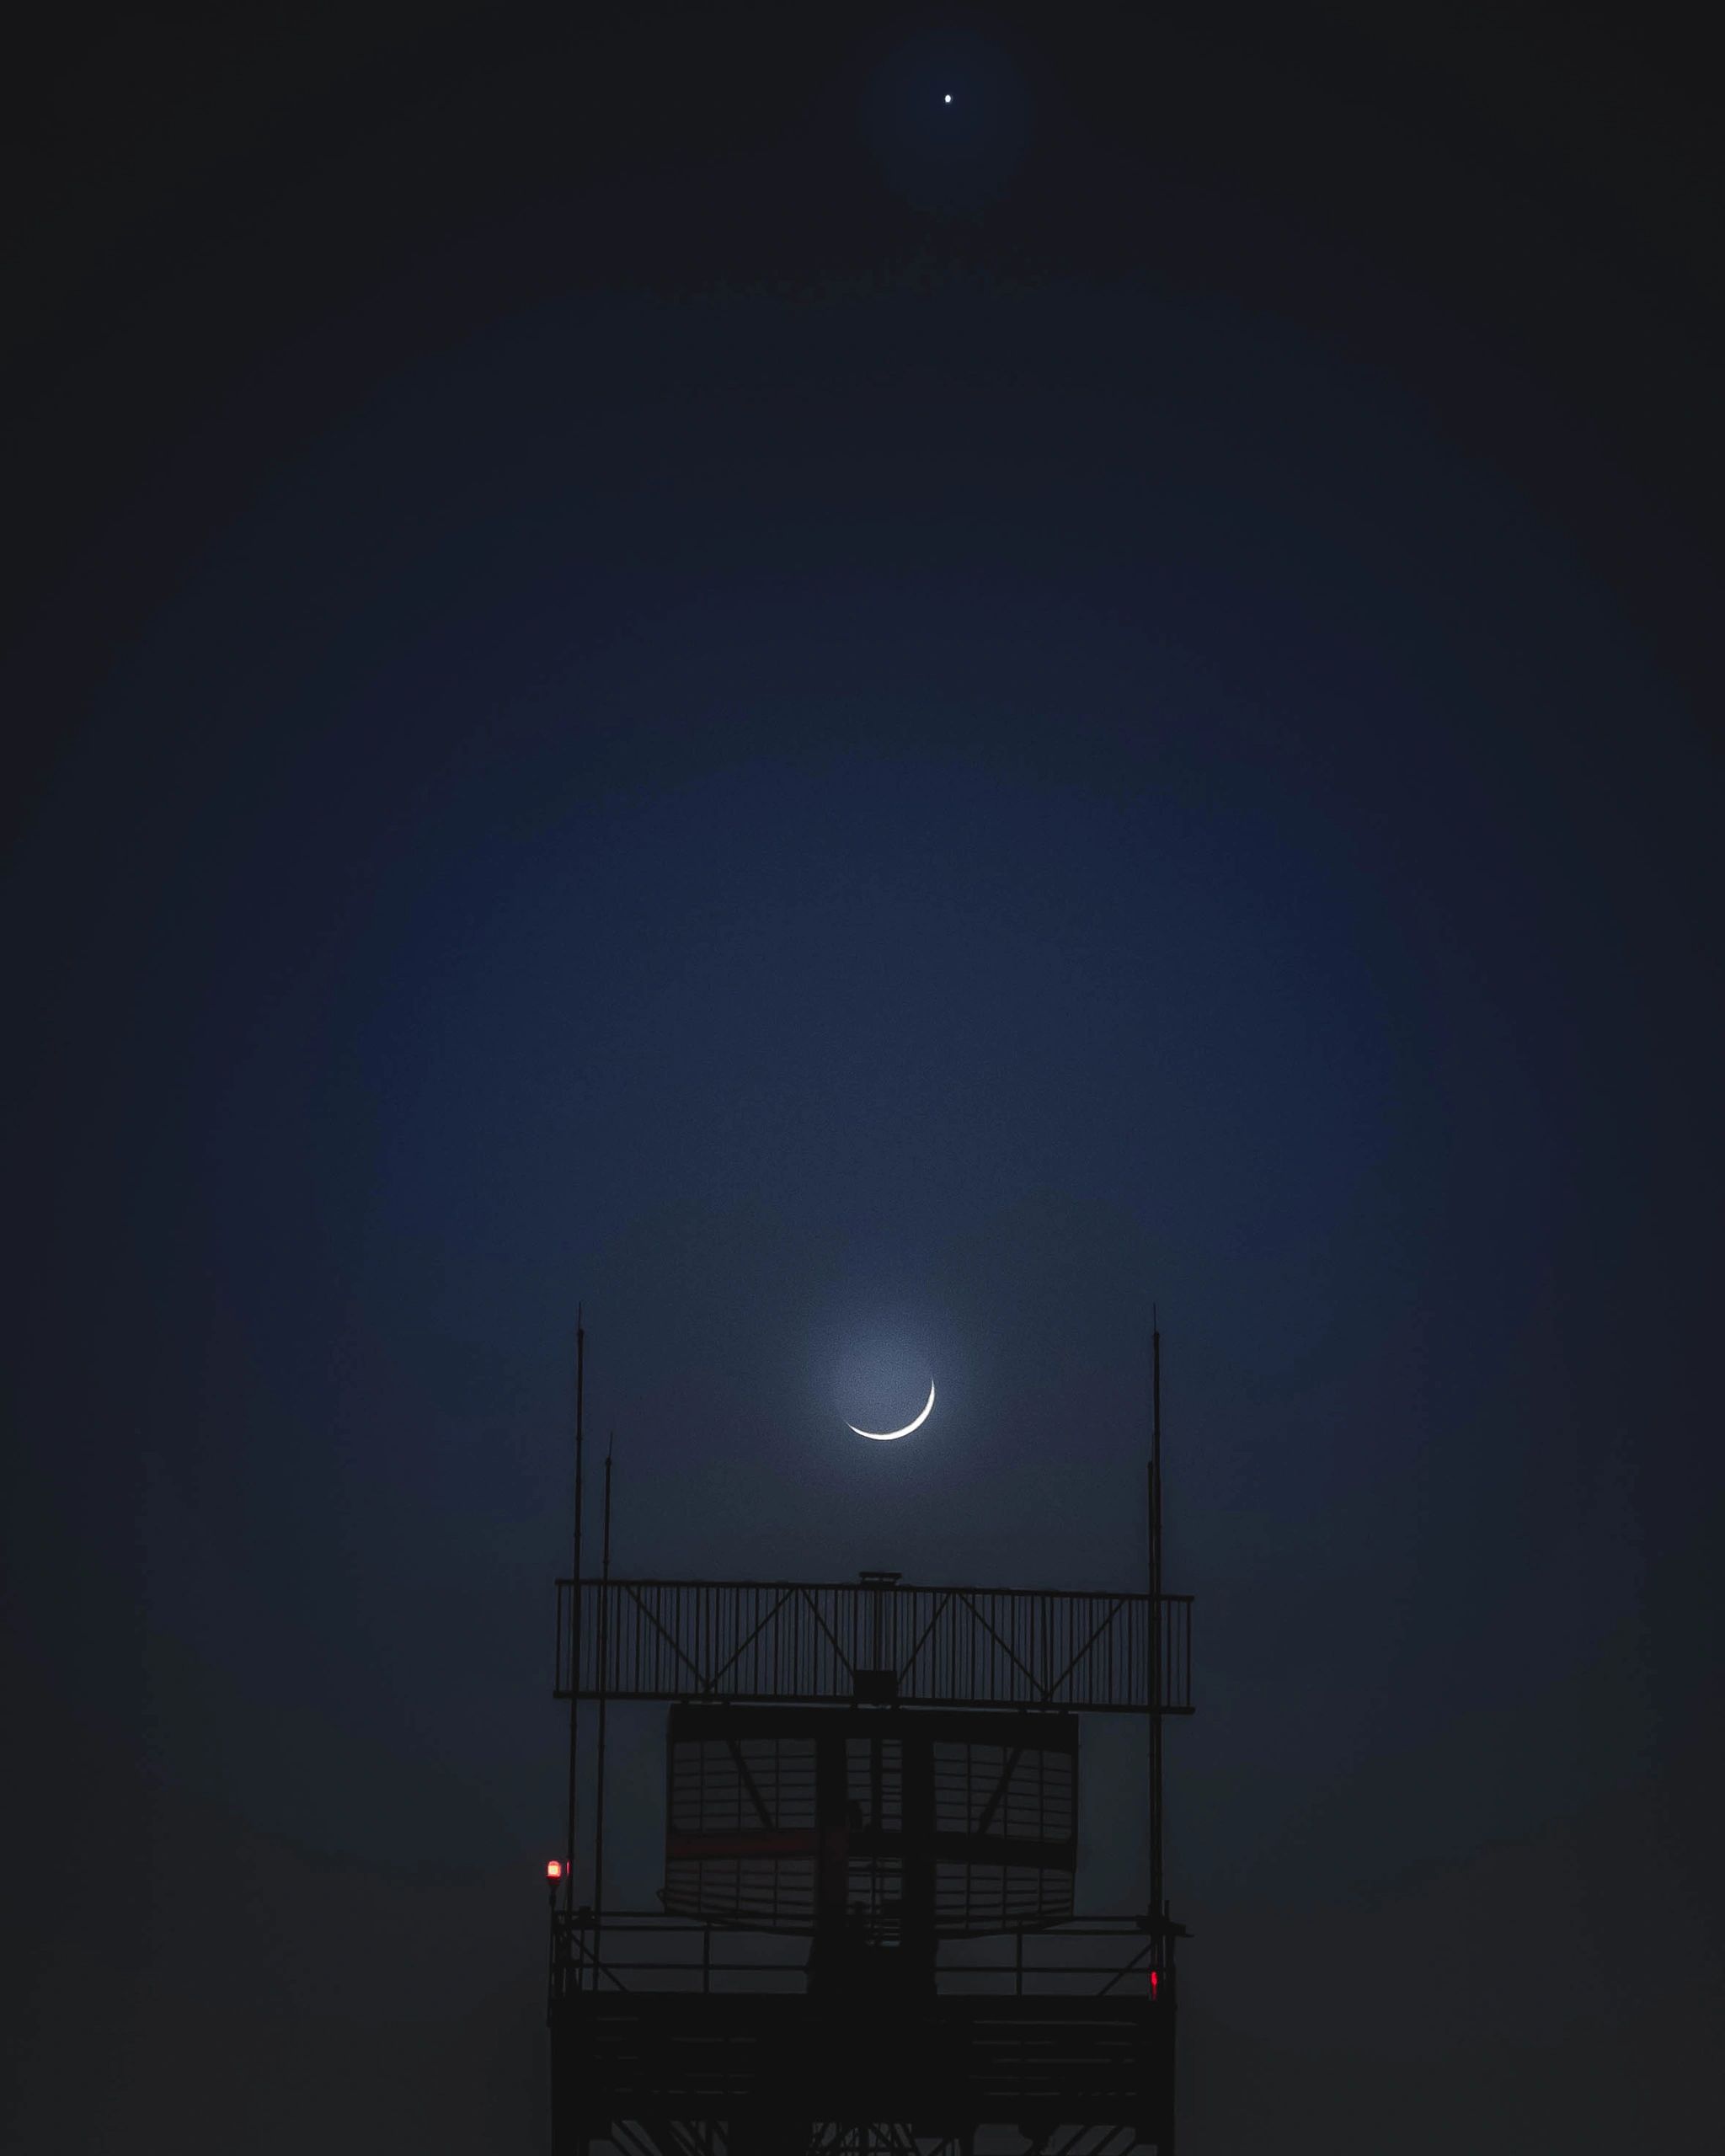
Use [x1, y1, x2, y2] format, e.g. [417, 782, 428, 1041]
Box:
[3, 7, 1721, 2153]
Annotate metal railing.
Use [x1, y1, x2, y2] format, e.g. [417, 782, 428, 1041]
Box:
[555, 1579, 1193, 1714]
[551, 1913, 1173, 2000]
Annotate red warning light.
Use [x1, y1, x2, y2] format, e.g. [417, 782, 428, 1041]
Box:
[546, 1859, 565, 1881]
[1150, 1969, 1160, 1997]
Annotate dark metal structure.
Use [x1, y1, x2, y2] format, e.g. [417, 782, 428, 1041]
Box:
[548, 1324, 1194, 2156]
[556, 1577, 1192, 1714]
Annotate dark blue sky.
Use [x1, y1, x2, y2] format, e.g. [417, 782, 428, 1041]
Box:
[4, 7, 1721, 2150]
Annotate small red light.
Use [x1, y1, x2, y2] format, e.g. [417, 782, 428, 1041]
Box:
[546, 1860, 564, 1881]
[1150, 1970, 1160, 1996]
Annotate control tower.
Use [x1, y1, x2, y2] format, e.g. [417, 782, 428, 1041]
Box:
[547, 1331, 1194, 2156]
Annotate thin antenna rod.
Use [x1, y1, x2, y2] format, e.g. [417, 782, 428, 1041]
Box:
[592, 1436, 615, 1945]
[563, 1308, 585, 1919]
[1148, 1310, 1166, 1946]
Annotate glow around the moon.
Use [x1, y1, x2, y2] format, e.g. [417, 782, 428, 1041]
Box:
[847, 1378, 936, 1442]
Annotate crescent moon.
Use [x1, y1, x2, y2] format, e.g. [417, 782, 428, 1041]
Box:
[848, 1379, 936, 1442]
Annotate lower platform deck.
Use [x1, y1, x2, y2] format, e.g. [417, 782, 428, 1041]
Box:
[551, 1988, 1174, 2149]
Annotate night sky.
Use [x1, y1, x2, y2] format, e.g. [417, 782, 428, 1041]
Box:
[4, 7, 1722, 2149]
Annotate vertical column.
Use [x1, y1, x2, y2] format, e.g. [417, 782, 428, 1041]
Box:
[900, 1716, 936, 1980]
[814, 1723, 851, 1935]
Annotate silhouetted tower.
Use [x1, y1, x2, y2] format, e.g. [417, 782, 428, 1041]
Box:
[547, 1327, 1194, 2156]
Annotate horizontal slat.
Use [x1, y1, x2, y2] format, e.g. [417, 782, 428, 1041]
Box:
[553, 1990, 1171, 2127]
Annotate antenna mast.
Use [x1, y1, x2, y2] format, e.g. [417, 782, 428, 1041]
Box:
[1149, 1314, 1166, 1943]
[563, 1310, 585, 1916]
[592, 1438, 615, 1951]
